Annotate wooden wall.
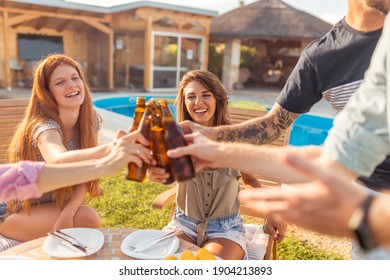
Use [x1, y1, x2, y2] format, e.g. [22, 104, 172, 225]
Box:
[0, 4, 213, 91]
[0, 14, 109, 89]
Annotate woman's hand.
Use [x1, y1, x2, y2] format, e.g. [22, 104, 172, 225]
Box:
[52, 210, 75, 231]
[52, 216, 74, 231]
[148, 166, 170, 183]
[52, 184, 85, 231]
[179, 120, 216, 140]
[103, 130, 155, 176]
[264, 217, 287, 243]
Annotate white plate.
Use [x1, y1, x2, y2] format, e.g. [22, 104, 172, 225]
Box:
[121, 230, 179, 260]
[43, 228, 104, 258]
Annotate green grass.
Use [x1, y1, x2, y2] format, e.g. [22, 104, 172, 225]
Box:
[88, 172, 172, 229]
[88, 171, 346, 260]
[228, 100, 268, 110]
[278, 236, 345, 260]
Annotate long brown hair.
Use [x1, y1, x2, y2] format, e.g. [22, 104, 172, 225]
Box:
[176, 70, 231, 126]
[8, 53, 100, 211]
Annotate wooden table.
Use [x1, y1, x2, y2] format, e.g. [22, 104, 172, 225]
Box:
[0, 228, 198, 260]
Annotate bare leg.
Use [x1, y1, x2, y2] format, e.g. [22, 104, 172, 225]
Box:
[0, 203, 100, 242]
[203, 238, 244, 260]
[0, 203, 61, 241]
[73, 205, 101, 228]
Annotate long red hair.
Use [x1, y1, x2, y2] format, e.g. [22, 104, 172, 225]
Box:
[8, 53, 100, 211]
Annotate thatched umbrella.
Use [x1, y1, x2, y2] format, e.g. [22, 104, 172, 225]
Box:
[210, 0, 333, 89]
[211, 0, 332, 41]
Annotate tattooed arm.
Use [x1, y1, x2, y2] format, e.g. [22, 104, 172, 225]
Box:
[216, 103, 299, 144]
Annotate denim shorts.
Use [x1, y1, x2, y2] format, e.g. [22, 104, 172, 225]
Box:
[164, 208, 247, 259]
[0, 202, 8, 224]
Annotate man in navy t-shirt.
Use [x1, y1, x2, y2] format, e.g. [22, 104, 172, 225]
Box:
[276, 13, 386, 191]
[180, 0, 389, 259]
[189, 1, 386, 191]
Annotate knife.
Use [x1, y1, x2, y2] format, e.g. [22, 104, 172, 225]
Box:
[47, 232, 88, 254]
[132, 230, 182, 253]
[55, 230, 88, 249]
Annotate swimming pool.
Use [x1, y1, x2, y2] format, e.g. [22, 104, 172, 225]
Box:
[94, 95, 177, 118]
[93, 95, 333, 146]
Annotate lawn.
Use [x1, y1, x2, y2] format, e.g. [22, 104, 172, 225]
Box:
[229, 100, 268, 110]
[88, 171, 346, 260]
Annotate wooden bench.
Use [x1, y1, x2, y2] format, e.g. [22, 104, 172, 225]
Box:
[228, 106, 292, 188]
[152, 106, 292, 260]
[0, 98, 29, 164]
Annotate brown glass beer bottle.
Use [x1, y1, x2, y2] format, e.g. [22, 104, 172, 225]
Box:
[127, 98, 161, 182]
[126, 96, 146, 181]
[150, 113, 175, 184]
[159, 100, 195, 182]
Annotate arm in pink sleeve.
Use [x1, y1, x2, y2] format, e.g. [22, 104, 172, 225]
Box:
[0, 161, 45, 202]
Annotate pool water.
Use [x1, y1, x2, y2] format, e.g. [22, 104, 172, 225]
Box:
[289, 114, 333, 146]
[93, 95, 333, 146]
[94, 95, 177, 118]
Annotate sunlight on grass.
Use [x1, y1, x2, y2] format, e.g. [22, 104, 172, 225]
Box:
[89, 171, 172, 229]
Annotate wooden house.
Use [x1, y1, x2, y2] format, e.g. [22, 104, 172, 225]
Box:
[0, 0, 217, 92]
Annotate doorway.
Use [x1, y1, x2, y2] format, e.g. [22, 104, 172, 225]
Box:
[151, 31, 204, 91]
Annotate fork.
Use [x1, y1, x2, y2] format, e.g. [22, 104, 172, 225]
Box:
[55, 230, 88, 249]
[130, 230, 183, 253]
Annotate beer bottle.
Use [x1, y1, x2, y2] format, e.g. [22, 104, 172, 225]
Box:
[150, 113, 175, 184]
[159, 100, 195, 182]
[126, 96, 146, 181]
[126, 98, 160, 182]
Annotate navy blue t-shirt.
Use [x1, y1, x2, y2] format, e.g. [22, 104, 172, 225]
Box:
[277, 18, 382, 113]
[277, 18, 389, 190]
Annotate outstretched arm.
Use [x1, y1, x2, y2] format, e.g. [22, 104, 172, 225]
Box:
[181, 103, 299, 145]
[37, 130, 113, 163]
[168, 132, 325, 183]
[0, 131, 153, 202]
[38, 130, 153, 190]
[240, 152, 390, 249]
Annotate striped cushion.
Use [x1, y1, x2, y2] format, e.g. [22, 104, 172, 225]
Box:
[0, 234, 22, 252]
[244, 224, 269, 260]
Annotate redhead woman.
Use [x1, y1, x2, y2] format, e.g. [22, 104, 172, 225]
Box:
[149, 70, 286, 260]
[0, 54, 151, 243]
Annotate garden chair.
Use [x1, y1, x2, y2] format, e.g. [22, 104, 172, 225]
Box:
[152, 106, 292, 260]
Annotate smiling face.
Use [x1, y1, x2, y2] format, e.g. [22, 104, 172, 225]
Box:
[48, 63, 85, 109]
[183, 80, 217, 127]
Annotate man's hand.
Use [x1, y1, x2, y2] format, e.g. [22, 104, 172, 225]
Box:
[167, 132, 222, 172]
[240, 152, 368, 238]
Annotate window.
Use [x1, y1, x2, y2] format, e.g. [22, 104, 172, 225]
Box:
[18, 34, 64, 61]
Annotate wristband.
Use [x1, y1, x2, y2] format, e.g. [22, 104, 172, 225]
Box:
[348, 194, 376, 251]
